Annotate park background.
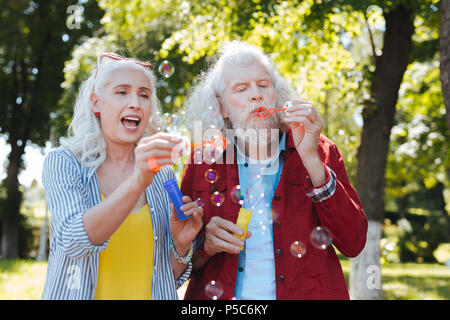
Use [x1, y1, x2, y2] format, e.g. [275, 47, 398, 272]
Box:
[0, 0, 449, 300]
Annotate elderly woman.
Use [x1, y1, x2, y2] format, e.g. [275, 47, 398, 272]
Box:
[41, 53, 202, 300]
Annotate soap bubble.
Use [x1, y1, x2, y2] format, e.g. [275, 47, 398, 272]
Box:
[158, 60, 175, 78]
[149, 112, 163, 132]
[204, 280, 224, 300]
[170, 135, 191, 164]
[310, 226, 333, 249]
[211, 134, 227, 149]
[193, 149, 203, 164]
[201, 106, 224, 130]
[204, 169, 219, 184]
[290, 241, 307, 258]
[230, 185, 244, 205]
[210, 191, 225, 207]
[162, 113, 180, 132]
[196, 197, 204, 208]
[202, 141, 222, 164]
[244, 173, 265, 209]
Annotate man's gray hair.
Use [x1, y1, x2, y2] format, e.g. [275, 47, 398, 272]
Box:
[183, 41, 297, 135]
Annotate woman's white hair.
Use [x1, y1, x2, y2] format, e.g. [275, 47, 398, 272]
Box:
[61, 56, 160, 168]
[183, 41, 297, 135]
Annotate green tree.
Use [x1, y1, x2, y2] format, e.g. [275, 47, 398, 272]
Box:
[385, 58, 449, 263]
[306, 0, 441, 300]
[440, 0, 450, 128]
[0, 0, 104, 259]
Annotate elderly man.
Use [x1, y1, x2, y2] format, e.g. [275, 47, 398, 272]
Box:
[180, 41, 367, 300]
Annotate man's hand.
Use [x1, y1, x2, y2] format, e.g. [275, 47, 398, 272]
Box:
[284, 99, 326, 187]
[203, 216, 252, 256]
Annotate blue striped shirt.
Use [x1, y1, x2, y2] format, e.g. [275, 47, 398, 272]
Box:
[41, 147, 191, 300]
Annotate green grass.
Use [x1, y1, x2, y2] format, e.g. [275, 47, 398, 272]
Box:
[340, 259, 450, 300]
[0, 260, 47, 300]
[0, 259, 449, 300]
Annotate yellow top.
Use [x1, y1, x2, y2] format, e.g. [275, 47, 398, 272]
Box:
[94, 195, 154, 300]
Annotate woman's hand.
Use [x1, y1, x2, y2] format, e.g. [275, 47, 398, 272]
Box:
[133, 132, 183, 188]
[170, 196, 204, 255]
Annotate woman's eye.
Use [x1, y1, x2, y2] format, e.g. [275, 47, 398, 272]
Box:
[237, 87, 247, 92]
[141, 94, 149, 99]
[117, 90, 127, 95]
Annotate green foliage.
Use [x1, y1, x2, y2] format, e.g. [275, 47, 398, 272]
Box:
[398, 210, 449, 263]
[386, 59, 449, 211]
[0, 0, 105, 258]
[0, 0, 104, 145]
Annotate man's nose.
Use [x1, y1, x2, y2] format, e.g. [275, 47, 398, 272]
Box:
[249, 84, 263, 102]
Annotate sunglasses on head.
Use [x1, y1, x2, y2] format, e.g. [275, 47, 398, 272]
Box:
[92, 53, 152, 92]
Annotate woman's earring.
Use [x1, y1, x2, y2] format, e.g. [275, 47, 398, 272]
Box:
[94, 112, 100, 117]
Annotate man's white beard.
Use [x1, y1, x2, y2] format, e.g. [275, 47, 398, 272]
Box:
[224, 101, 283, 159]
[226, 101, 283, 132]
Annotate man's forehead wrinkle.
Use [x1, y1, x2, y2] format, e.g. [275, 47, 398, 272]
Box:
[223, 64, 271, 89]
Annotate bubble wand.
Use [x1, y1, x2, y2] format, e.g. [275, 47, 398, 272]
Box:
[256, 104, 288, 118]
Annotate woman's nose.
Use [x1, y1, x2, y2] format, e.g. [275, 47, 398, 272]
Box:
[129, 93, 140, 108]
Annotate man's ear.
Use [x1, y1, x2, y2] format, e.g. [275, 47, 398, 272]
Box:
[217, 96, 229, 119]
[90, 92, 100, 113]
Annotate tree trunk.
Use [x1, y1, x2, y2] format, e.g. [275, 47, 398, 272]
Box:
[1, 138, 25, 259]
[441, 0, 450, 129]
[37, 127, 55, 261]
[350, 4, 415, 300]
[350, 220, 383, 299]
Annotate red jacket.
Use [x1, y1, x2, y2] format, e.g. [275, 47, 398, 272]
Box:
[180, 130, 367, 300]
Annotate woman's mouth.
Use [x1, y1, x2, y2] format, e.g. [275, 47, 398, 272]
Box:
[121, 115, 141, 131]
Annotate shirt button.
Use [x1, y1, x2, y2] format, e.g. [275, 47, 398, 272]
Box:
[274, 194, 281, 201]
[275, 248, 282, 255]
[278, 275, 285, 281]
[274, 221, 281, 227]
[244, 163, 248, 167]
[238, 267, 244, 272]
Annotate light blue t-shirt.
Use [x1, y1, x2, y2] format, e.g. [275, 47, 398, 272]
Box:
[234, 133, 286, 300]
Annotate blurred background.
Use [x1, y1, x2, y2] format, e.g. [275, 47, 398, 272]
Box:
[0, 0, 449, 300]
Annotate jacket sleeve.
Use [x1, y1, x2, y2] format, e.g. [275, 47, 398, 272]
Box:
[42, 150, 109, 259]
[304, 143, 368, 257]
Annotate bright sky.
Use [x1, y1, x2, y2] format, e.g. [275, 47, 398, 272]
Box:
[0, 135, 53, 187]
